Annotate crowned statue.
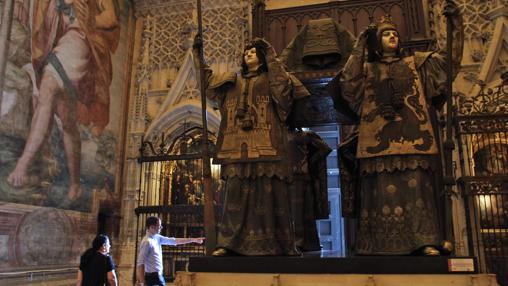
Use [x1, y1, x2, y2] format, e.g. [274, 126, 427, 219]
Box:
[329, 2, 463, 255]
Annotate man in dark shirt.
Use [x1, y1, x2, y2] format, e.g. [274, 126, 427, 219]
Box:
[77, 234, 117, 286]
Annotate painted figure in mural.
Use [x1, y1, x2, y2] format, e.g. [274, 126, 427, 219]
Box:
[7, 0, 120, 201]
[76, 234, 118, 286]
[202, 38, 309, 256]
[329, 3, 463, 255]
[136, 216, 204, 286]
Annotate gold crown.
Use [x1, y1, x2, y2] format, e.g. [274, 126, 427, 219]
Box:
[377, 15, 397, 33]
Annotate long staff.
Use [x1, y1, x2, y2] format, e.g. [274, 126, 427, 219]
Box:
[195, 0, 216, 255]
[443, 0, 456, 250]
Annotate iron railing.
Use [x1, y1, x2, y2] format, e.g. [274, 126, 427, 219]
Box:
[457, 72, 508, 285]
[133, 131, 222, 282]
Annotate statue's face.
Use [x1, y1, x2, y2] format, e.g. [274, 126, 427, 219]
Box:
[381, 29, 399, 53]
[244, 47, 260, 70]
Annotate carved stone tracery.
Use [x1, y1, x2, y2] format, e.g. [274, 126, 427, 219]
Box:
[457, 0, 494, 62]
[176, 79, 200, 104]
[138, 6, 193, 73]
[202, 4, 250, 68]
[429, 0, 494, 64]
[132, 0, 250, 121]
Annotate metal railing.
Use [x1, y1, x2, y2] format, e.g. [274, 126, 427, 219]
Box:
[133, 130, 222, 282]
[457, 72, 508, 285]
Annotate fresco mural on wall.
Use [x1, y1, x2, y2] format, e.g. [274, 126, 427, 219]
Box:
[0, 0, 127, 212]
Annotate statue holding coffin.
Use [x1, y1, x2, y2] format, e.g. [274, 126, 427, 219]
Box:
[328, 3, 463, 255]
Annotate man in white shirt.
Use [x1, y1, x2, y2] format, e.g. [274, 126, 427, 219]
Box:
[136, 216, 204, 286]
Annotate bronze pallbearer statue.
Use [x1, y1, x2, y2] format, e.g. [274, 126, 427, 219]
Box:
[201, 38, 309, 256]
[328, 2, 463, 255]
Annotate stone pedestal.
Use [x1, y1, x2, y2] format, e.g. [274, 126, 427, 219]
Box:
[188, 255, 478, 275]
[174, 255, 498, 286]
[174, 272, 498, 286]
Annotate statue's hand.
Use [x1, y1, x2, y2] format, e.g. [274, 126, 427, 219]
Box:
[253, 38, 276, 58]
[253, 37, 270, 48]
[193, 34, 203, 51]
[355, 24, 376, 48]
[443, 0, 459, 17]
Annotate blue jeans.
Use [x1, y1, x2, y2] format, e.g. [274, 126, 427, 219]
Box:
[145, 272, 165, 286]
